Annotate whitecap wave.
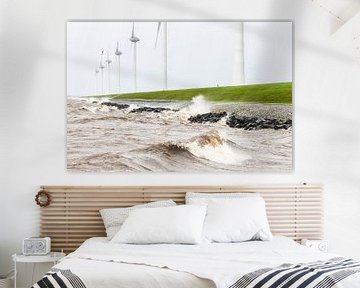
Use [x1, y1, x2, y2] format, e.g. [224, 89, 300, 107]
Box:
[181, 95, 211, 115]
[158, 95, 212, 123]
[182, 130, 250, 164]
[84, 97, 111, 104]
[146, 130, 250, 165]
[79, 106, 98, 114]
[79, 104, 117, 114]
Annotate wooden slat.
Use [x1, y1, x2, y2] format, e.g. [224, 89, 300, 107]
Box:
[39, 184, 323, 253]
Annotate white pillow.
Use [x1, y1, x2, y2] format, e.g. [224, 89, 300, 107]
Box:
[100, 200, 176, 240]
[186, 192, 259, 205]
[202, 197, 272, 243]
[111, 205, 207, 244]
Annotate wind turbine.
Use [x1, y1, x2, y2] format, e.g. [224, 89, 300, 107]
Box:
[105, 49, 112, 93]
[129, 22, 140, 92]
[155, 21, 168, 90]
[99, 51, 105, 94]
[233, 22, 245, 85]
[114, 41, 123, 93]
[95, 68, 100, 95]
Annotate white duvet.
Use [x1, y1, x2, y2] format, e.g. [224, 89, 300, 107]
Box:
[54, 237, 360, 288]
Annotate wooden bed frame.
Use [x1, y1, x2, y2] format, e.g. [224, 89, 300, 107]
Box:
[39, 184, 323, 253]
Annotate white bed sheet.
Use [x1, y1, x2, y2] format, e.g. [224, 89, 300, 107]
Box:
[56, 237, 214, 288]
[56, 258, 214, 288]
[54, 237, 360, 288]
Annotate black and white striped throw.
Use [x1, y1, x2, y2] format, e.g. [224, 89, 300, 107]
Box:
[32, 268, 86, 288]
[229, 257, 360, 288]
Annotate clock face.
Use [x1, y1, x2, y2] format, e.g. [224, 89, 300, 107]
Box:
[36, 241, 45, 250]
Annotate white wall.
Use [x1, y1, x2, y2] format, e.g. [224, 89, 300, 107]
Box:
[1, 0, 360, 286]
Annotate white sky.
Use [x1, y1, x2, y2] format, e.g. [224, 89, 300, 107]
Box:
[67, 21, 292, 96]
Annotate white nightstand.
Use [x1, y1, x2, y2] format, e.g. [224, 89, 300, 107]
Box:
[301, 239, 328, 252]
[12, 252, 65, 288]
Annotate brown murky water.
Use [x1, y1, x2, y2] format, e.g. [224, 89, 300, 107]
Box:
[67, 97, 292, 172]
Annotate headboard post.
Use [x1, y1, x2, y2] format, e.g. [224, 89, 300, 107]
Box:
[295, 185, 299, 241]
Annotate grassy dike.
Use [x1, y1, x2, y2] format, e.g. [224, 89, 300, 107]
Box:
[109, 82, 292, 104]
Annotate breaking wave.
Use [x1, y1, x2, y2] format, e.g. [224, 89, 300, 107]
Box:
[158, 95, 213, 123]
[84, 97, 110, 104]
[181, 95, 211, 115]
[144, 130, 250, 165]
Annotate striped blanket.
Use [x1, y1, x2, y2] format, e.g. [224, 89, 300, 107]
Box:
[32, 258, 360, 288]
[230, 258, 360, 288]
[32, 268, 86, 288]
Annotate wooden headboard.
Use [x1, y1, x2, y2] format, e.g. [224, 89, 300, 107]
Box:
[39, 184, 323, 253]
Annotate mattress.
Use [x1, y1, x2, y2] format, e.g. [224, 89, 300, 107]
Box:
[35, 237, 360, 288]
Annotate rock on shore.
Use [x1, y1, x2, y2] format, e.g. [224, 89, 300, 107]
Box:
[188, 112, 227, 123]
[101, 102, 130, 110]
[90, 100, 292, 131]
[130, 107, 172, 113]
[226, 115, 292, 130]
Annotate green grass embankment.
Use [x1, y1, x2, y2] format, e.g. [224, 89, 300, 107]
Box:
[108, 82, 292, 104]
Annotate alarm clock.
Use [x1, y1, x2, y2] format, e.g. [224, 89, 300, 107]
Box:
[23, 237, 51, 255]
[301, 239, 328, 252]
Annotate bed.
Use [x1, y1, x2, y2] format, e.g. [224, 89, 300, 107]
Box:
[33, 185, 360, 288]
[33, 236, 360, 288]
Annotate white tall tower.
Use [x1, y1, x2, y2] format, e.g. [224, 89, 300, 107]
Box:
[129, 23, 140, 92]
[95, 68, 99, 95]
[99, 51, 105, 94]
[233, 22, 245, 85]
[114, 41, 123, 93]
[105, 50, 112, 93]
[155, 21, 168, 90]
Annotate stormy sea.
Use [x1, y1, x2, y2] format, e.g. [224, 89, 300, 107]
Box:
[67, 96, 292, 172]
